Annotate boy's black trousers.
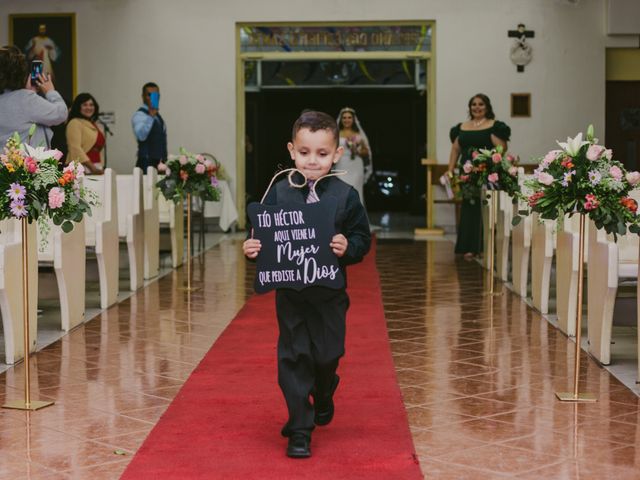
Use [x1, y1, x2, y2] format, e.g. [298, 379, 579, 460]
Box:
[275, 286, 349, 437]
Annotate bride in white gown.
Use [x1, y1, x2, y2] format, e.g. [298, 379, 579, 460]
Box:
[335, 107, 372, 205]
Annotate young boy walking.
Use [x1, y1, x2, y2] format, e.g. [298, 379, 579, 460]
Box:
[243, 111, 371, 458]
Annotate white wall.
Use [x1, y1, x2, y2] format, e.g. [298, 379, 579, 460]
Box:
[0, 0, 619, 209]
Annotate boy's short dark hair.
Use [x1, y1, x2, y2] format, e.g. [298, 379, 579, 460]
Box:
[291, 110, 339, 147]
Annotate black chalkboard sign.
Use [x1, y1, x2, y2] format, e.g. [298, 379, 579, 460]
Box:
[247, 197, 344, 293]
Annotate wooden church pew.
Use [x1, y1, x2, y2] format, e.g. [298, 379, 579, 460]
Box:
[84, 169, 119, 309]
[555, 213, 581, 337]
[495, 191, 514, 281]
[37, 218, 86, 332]
[116, 168, 145, 291]
[143, 167, 160, 279]
[530, 213, 555, 314]
[158, 194, 184, 268]
[587, 219, 639, 365]
[0, 220, 38, 364]
[511, 171, 532, 298]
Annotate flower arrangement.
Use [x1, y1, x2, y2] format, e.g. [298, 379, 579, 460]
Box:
[513, 125, 640, 236]
[456, 145, 520, 202]
[0, 131, 95, 233]
[156, 148, 221, 203]
[345, 135, 363, 160]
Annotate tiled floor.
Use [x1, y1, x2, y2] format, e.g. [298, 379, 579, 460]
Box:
[0, 236, 639, 478]
[0, 238, 250, 479]
[376, 239, 640, 479]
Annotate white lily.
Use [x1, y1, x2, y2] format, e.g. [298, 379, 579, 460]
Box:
[21, 143, 62, 162]
[556, 132, 589, 157]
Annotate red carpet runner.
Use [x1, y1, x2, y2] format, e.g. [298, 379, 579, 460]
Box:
[121, 246, 422, 479]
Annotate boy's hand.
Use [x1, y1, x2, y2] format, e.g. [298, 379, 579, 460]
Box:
[330, 234, 348, 257]
[243, 238, 261, 259]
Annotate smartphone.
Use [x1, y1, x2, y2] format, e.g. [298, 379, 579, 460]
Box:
[149, 91, 160, 110]
[30, 60, 44, 84]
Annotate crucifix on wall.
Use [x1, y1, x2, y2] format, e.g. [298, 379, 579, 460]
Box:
[508, 23, 534, 72]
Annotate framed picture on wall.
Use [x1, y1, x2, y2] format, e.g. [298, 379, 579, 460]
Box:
[9, 13, 76, 105]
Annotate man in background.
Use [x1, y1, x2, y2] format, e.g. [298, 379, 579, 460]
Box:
[131, 82, 167, 171]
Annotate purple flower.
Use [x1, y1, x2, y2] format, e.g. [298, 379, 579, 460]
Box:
[7, 183, 26, 201]
[588, 170, 602, 185]
[562, 171, 575, 186]
[211, 176, 219, 187]
[10, 200, 27, 218]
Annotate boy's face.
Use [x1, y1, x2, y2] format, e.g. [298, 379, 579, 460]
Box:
[287, 128, 343, 181]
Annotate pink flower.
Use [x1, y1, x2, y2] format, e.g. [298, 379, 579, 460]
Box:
[195, 163, 206, 174]
[204, 159, 214, 168]
[471, 151, 479, 159]
[542, 150, 560, 167]
[508, 166, 518, 176]
[51, 149, 63, 161]
[609, 166, 623, 181]
[25, 157, 38, 173]
[157, 162, 167, 173]
[48, 187, 65, 209]
[491, 153, 502, 164]
[537, 172, 554, 186]
[586, 145, 605, 161]
[165, 167, 171, 176]
[626, 171, 640, 186]
[179, 155, 188, 165]
[506, 154, 515, 163]
[462, 161, 473, 174]
[528, 191, 544, 207]
[196, 155, 205, 163]
[488, 173, 499, 183]
[604, 149, 613, 160]
[584, 193, 600, 211]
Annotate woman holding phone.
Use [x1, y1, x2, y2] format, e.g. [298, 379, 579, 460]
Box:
[0, 45, 68, 147]
[66, 93, 105, 175]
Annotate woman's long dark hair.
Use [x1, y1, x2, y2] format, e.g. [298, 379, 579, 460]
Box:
[467, 93, 495, 120]
[69, 93, 100, 122]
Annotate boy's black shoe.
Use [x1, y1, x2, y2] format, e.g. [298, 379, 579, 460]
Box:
[286, 433, 311, 458]
[314, 375, 340, 426]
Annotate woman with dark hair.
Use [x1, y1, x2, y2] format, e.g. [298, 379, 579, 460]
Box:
[0, 45, 68, 147]
[66, 93, 105, 174]
[335, 107, 372, 205]
[447, 93, 511, 259]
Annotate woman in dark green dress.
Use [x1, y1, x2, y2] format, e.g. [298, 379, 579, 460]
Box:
[447, 93, 511, 259]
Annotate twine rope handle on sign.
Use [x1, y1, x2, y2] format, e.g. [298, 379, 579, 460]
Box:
[250, 168, 346, 239]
